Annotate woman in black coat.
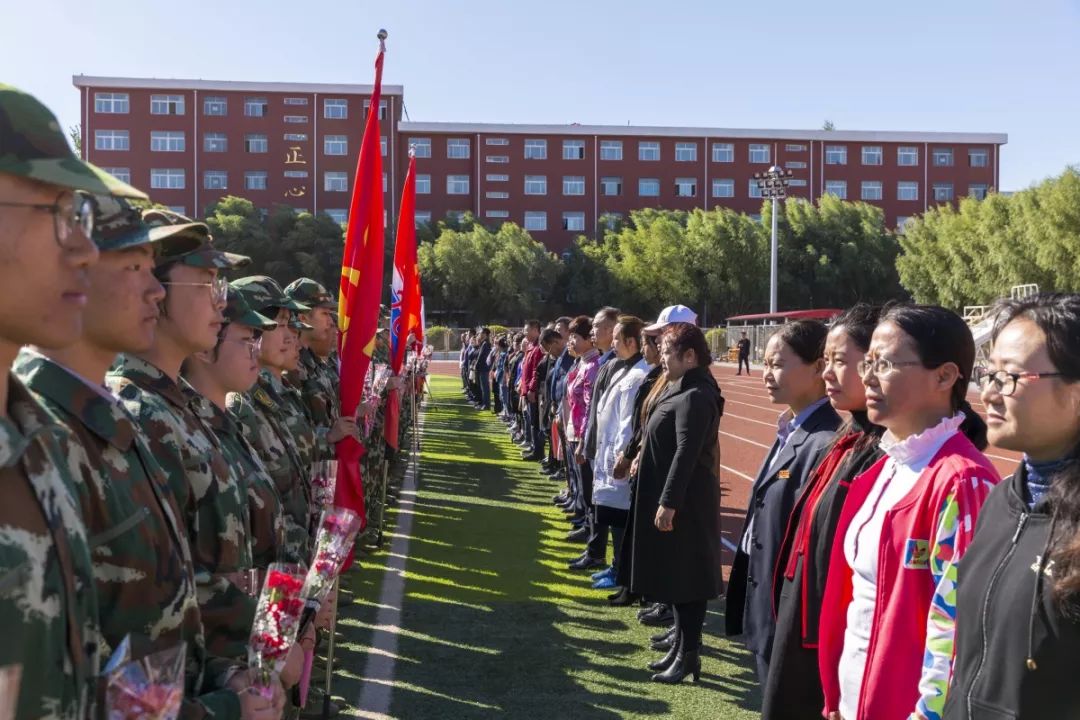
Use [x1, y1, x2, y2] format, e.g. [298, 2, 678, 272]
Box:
[629, 322, 725, 684]
[944, 293, 1080, 720]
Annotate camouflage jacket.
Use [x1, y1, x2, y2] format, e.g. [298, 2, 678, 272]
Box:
[228, 374, 311, 565]
[192, 396, 285, 571]
[14, 353, 240, 719]
[284, 348, 339, 461]
[0, 376, 98, 720]
[106, 355, 256, 668]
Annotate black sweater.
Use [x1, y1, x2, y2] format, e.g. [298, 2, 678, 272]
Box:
[944, 461, 1080, 720]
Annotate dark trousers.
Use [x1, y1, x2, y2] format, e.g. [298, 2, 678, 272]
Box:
[492, 379, 503, 414]
[674, 600, 708, 652]
[478, 372, 491, 409]
[526, 401, 543, 454]
[587, 517, 609, 562]
[737, 355, 750, 374]
[460, 363, 469, 388]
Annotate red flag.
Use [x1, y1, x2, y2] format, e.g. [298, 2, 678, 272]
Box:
[335, 33, 387, 538]
[384, 153, 423, 448]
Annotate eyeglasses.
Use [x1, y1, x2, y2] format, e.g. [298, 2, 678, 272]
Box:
[0, 191, 95, 251]
[224, 335, 263, 360]
[857, 357, 923, 377]
[161, 275, 228, 306]
[973, 366, 1065, 397]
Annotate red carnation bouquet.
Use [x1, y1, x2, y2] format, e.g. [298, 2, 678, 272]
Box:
[247, 563, 306, 697]
[301, 507, 362, 607]
[103, 637, 185, 720]
[309, 460, 339, 511]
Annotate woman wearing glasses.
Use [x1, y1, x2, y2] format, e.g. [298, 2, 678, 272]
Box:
[818, 304, 1000, 720]
[944, 294, 1080, 720]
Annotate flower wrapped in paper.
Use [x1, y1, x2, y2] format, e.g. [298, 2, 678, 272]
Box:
[247, 563, 306, 695]
[103, 636, 185, 720]
[301, 507, 362, 607]
[309, 459, 339, 511]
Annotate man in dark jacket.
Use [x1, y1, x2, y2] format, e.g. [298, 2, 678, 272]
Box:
[473, 327, 492, 410]
[736, 331, 751, 375]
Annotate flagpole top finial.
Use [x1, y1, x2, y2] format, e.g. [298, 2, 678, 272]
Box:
[377, 29, 388, 40]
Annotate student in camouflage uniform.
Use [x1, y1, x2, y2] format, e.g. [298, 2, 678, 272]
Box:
[182, 288, 286, 573]
[105, 219, 286, 715]
[14, 199, 276, 719]
[0, 83, 135, 720]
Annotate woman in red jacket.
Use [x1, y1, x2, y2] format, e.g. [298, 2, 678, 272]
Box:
[818, 304, 1001, 720]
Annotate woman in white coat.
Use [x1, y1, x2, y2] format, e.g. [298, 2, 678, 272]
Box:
[592, 316, 653, 590]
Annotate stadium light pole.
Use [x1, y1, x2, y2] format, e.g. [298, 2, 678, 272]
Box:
[755, 165, 793, 315]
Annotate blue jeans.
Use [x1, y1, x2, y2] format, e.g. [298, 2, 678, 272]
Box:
[478, 371, 491, 408]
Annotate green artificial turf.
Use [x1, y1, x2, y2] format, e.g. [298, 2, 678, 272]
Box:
[334, 374, 763, 719]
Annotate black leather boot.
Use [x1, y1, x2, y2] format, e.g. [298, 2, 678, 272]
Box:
[647, 630, 681, 672]
[650, 625, 677, 644]
[650, 647, 701, 684]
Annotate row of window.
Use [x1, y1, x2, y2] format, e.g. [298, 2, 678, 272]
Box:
[94, 92, 387, 119]
[408, 137, 989, 167]
[100, 167, 391, 193]
[94, 129, 389, 157]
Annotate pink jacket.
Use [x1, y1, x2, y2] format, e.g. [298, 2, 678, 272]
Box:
[564, 349, 600, 441]
[817, 432, 999, 720]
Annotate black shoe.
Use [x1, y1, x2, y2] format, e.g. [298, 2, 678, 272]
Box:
[566, 526, 589, 542]
[567, 555, 605, 571]
[552, 493, 568, 504]
[650, 648, 700, 684]
[651, 625, 677, 644]
[637, 602, 661, 621]
[640, 604, 674, 627]
[647, 631, 681, 672]
[608, 588, 640, 606]
[652, 636, 676, 652]
[522, 452, 544, 462]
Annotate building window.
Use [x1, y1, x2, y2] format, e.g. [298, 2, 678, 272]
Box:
[486, 155, 509, 164]
[862, 146, 883, 166]
[524, 139, 548, 160]
[898, 146, 919, 166]
[638, 141, 660, 161]
[416, 174, 431, 194]
[524, 175, 547, 195]
[324, 135, 347, 156]
[563, 212, 586, 232]
[933, 183, 954, 202]
[150, 94, 184, 115]
[711, 178, 734, 198]
[824, 180, 847, 199]
[283, 170, 308, 179]
[638, 178, 660, 197]
[167, 206, 186, 215]
[447, 139, 470, 159]
[485, 138, 509, 146]
[749, 179, 763, 199]
[203, 171, 227, 190]
[323, 172, 348, 192]
[749, 143, 771, 164]
[198, 97, 226, 117]
[785, 143, 806, 152]
[245, 134, 268, 153]
[284, 115, 307, 124]
[204, 133, 227, 153]
[283, 133, 307, 142]
[150, 168, 185, 189]
[932, 148, 954, 167]
[382, 173, 387, 193]
[486, 174, 508, 182]
[150, 131, 185, 153]
[789, 178, 808, 187]
[524, 211, 547, 231]
[363, 99, 388, 119]
[969, 149, 989, 167]
[562, 139, 585, 160]
[94, 92, 129, 114]
[600, 177, 622, 196]
[897, 181, 919, 201]
[102, 167, 130, 183]
[324, 209, 347, 224]
[411, 137, 431, 158]
[284, 97, 308, 106]
[787, 161, 807, 169]
[601, 213, 623, 230]
[675, 178, 697, 197]
[600, 140, 623, 161]
[377, 136, 386, 157]
[825, 145, 847, 165]
[675, 142, 698, 162]
[324, 99, 348, 119]
[563, 176, 585, 196]
[969, 183, 989, 200]
[712, 143, 734, 162]
[244, 171, 267, 190]
[245, 98, 268, 117]
[414, 211, 432, 227]
[861, 181, 883, 201]
[485, 191, 509, 200]
[447, 175, 470, 195]
[896, 216, 912, 231]
[94, 130, 129, 151]
[485, 209, 509, 218]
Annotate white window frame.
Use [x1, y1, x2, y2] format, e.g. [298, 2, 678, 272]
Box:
[825, 145, 847, 165]
[283, 170, 308, 179]
[485, 209, 510, 218]
[283, 133, 307, 142]
[562, 212, 586, 232]
[447, 138, 470, 159]
[203, 96, 227, 116]
[523, 211, 547, 231]
[411, 137, 431, 158]
[150, 168, 185, 190]
[203, 133, 227, 153]
[932, 183, 955, 202]
[968, 183, 989, 200]
[150, 131, 185, 153]
[562, 139, 585, 160]
[244, 98, 268, 117]
[674, 178, 697, 197]
[897, 181, 920, 201]
[244, 171, 267, 191]
[486, 155, 509, 164]
[785, 143, 806, 152]
[932, 148, 954, 167]
[638, 141, 660, 161]
[486, 174, 509, 182]
[325, 209, 347, 224]
[485, 191, 509, 200]
[861, 146, 883, 166]
[447, 175, 470, 195]
[150, 94, 184, 115]
[524, 175, 547, 195]
[102, 167, 130, 183]
[562, 176, 585, 196]
[749, 143, 771, 164]
[324, 172, 348, 192]
[415, 174, 431, 194]
[675, 142, 698, 162]
[787, 161, 807, 169]
[203, 171, 228, 190]
[898, 146, 919, 166]
[749, 179, 763, 198]
[600, 177, 622, 196]
[283, 115, 308, 124]
[861, 181, 883, 201]
[323, 99, 348, 119]
[283, 97, 308, 106]
[94, 129, 129, 151]
[824, 180, 848, 199]
[414, 211, 432, 227]
[638, 178, 660, 197]
[323, 135, 347, 156]
[969, 149, 989, 168]
[599, 140, 623, 161]
[485, 138, 509, 146]
[524, 139, 548, 160]
[245, 134, 268, 153]
[94, 92, 129, 114]
[363, 99, 388, 119]
[712, 143, 734, 162]
[711, 178, 734, 198]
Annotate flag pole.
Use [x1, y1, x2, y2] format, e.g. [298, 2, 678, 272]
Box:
[320, 577, 340, 720]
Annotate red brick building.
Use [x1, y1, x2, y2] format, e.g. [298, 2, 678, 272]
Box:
[75, 75, 1006, 253]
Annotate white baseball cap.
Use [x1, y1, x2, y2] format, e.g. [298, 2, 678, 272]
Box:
[643, 304, 698, 333]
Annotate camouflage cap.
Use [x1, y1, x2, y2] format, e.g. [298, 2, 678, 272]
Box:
[224, 284, 277, 330]
[288, 315, 314, 331]
[231, 275, 310, 314]
[0, 84, 146, 199]
[283, 277, 338, 311]
[91, 196, 203, 254]
[143, 208, 251, 268]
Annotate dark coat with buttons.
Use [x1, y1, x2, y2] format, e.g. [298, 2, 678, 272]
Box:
[725, 400, 841, 659]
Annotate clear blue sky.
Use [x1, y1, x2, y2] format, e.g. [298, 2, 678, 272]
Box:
[5, 0, 1078, 191]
